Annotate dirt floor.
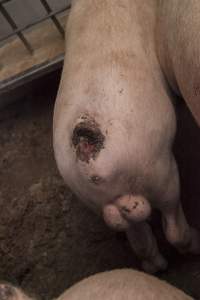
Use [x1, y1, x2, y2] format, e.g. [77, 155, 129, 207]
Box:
[0, 71, 200, 300]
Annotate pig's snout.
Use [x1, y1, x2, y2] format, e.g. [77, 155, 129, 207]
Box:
[72, 116, 105, 163]
[116, 195, 151, 223]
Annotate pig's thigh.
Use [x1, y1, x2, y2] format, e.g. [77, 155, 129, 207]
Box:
[156, 156, 200, 254]
[157, 0, 200, 125]
[126, 222, 167, 273]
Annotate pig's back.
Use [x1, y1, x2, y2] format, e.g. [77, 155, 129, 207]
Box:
[57, 269, 193, 300]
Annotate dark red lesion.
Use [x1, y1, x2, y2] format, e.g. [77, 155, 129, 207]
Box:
[72, 116, 105, 163]
[76, 139, 96, 163]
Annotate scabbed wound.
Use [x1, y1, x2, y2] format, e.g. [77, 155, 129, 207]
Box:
[72, 116, 105, 163]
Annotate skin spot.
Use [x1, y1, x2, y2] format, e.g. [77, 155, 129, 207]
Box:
[108, 120, 113, 126]
[72, 115, 105, 163]
[119, 88, 124, 94]
[90, 175, 102, 185]
[132, 201, 139, 209]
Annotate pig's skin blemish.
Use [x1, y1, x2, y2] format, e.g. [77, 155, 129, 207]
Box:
[109, 120, 113, 125]
[119, 88, 124, 95]
[132, 201, 139, 209]
[72, 115, 105, 163]
[90, 175, 101, 185]
[0, 284, 16, 300]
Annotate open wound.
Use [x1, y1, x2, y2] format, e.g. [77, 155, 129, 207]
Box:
[72, 115, 105, 163]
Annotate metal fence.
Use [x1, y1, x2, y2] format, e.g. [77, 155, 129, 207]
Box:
[0, 0, 71, 54]
[0, 0, 71, 96]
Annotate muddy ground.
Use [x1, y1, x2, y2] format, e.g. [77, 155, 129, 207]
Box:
[0, 70, 200, 300]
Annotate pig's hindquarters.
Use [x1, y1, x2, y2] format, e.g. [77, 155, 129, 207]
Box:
[53, 0, 200, 273]
[57, 269, 193, 300]
[0, 269, 194, 300]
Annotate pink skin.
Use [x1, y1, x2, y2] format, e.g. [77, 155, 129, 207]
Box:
[103, 204, 130, 231]
[103, 195, 151, 230]
[116, 195, 152, 223]
[157, 0, 200, 126]
[53, 0, 200, 273]
[0, 270, 194, 300]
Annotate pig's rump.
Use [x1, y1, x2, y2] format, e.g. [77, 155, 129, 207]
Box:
[0, 270, 193, 300]
[53, 0, 200, 273]
[57, 269, 193, 300]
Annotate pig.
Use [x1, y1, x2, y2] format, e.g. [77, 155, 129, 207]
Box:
[0, 269, 194, 300]
[156, 0, 200, 126]
[53, 0, 200, 273]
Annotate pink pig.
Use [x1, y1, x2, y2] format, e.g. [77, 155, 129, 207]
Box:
[0, 270, 193, 300]
[53, 0, 200, 273]
[157, 0, 200, 126]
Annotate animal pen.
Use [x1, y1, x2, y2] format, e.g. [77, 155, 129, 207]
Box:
[1, 1, 200, 300]
[0, 0, 70, 97]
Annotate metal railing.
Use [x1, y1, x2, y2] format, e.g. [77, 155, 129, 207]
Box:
[0, 0, 71, 54]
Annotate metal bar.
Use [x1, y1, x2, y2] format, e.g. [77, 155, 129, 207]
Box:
[39, 0, 65, 38]
[0, 5, 70, 43]
[0, 3, 33, 54]
[0, 53, 64, 95]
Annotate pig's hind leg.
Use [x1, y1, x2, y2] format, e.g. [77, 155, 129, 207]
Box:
[126, 222, 168, 273]
[157, 156, 200, 254]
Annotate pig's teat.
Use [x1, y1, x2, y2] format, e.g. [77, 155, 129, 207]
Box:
[72, 115, 105, 163]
